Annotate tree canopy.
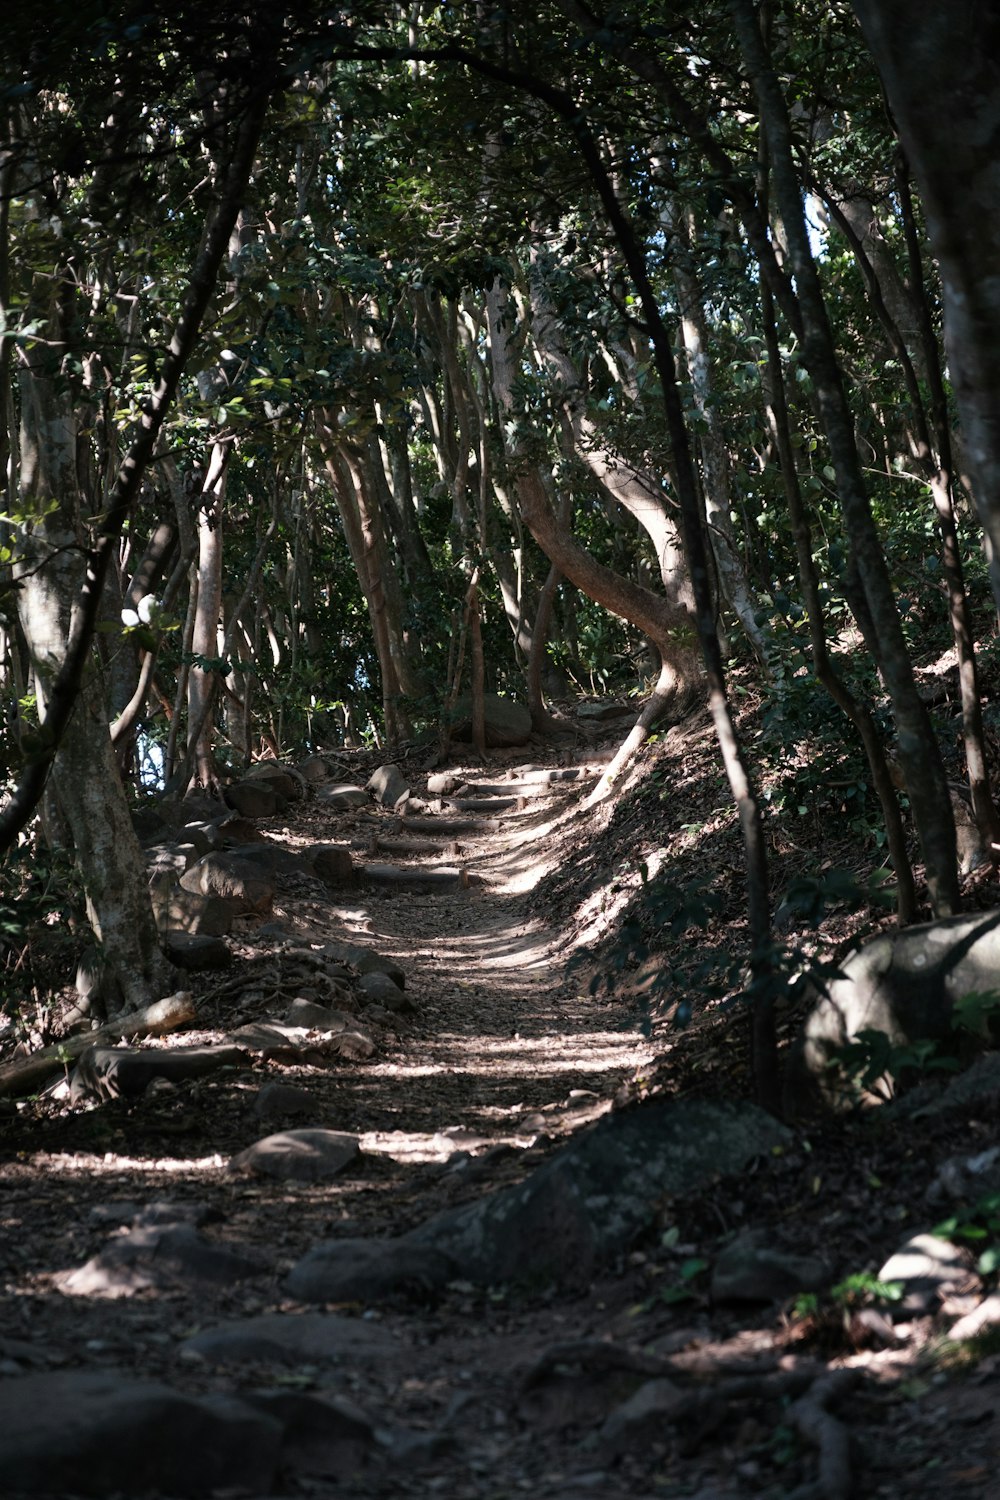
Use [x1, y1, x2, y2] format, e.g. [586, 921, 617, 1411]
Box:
[4, 0, 1000, 1101]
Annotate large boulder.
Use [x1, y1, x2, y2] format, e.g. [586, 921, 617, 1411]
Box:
[180, 853, 275, 915]
[245, 761, 305, 801]
[0, 1371, 283, 1496]
[366, 764, 410, 810]
[223, 781, 279, 818]
[285, 1099, 789, 1301]
[452, 693, 532, 748]
[786, 909, 1000, 1114]
[150, 882, 237, 937]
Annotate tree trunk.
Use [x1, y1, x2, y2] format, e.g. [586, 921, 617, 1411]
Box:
[730, 0, 959, 916]
[186, 440, 229, 790]
[15, 333, 176, 1011]
[852, 0, 1000, 613]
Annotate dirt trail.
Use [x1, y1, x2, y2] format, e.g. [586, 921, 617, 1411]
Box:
[0, 745, 670, 1499]
[4, 742, 1000, 1500]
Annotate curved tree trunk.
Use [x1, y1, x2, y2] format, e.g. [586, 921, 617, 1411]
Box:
[487, 279, 702, 725]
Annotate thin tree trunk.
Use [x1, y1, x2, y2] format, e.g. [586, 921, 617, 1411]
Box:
[729, 0, 959, 916]
[759, 275, 917, 921]
[186, 440, 229, 790]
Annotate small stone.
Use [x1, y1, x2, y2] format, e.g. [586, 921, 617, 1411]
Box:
[230, 1129, 361, 1183]
[878, 1233, 974, 1317]
[315, 784, 368, 810]
[58, 1225, 262, 1297]
[358, 972, 415, 1012]
[711, 1230, 828, 1304]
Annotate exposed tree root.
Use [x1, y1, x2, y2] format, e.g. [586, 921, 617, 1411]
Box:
[786, 1368, 861, 1500]
[523, 1337, 862, 1496]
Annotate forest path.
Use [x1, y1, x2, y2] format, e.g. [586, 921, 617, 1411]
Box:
[3, 740, 999, 1500]
[340, 757, 657, 1161]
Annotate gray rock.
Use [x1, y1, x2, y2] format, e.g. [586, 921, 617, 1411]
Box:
[575, 700, 634, 722]
[180, 1309, 398, 1366]
[245, 761, 305, 801]
[358, 971, 414, 1012]
[367, 764, 411, 810]
[597, 1378, 686, 1458]
[452, 692, 532, 747]
[183, 812, 266, 849]
[158, 791, 224, 827]
[297, 754, 331, 783]
[224, 780, 280, 817]
[877, 1232, 973, 1317]
[408, 1098, 790, 1288]
[180, 852, 275, 914]
[323, 943, 406, 988]
[229, 1021, 376, 1064]
[145, 843, 198, 882]
[946, 1292, 1000, 1342]
[912, 1052, 1000, 1117]
[131, 802, 170, 844]
[330, 1030, 378, 1060]
[285, 998, 354, 1030]
[70, 1044, 247, 1104]
[245, 1389, 382, 1478]
[163, 932, 232, 971]
[151, 884, 236, 936]
[308, 842, 355, 884]
[230, 1129, 361, 1183]
[59, 1225, 263, 1297]
[285, 1237, 458, 1303]
[315, 783, 369, 810]
[288, 1100, 788, 1302]
[926, 1145, 1000, 1206]
[88, 1200, 219, 1230]
[0, 1369, 283, 1496]
[253, 1082, 322, 1123]
[222, 841, 311, 878]
[426, 772, 464, 795]
[787, 909, 1000, 1113]
[710, 1229, 828, 1303]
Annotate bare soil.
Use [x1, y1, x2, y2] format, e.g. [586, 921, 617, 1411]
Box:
[2, 706, 1000, 1499]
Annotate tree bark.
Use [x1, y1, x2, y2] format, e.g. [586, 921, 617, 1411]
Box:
[730, 0, 960, 917]
[852, 0, 1000, 612]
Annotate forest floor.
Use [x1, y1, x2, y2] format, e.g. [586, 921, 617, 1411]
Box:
[2, 695, 1000, 1499]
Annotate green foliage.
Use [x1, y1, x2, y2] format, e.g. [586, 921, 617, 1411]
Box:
[794, 1271, 904, 1322]
[825, 984, 1000, 1104]
[656, 1255, 710, 1306]
[935, 1193, 1000, 1279]
[0, 846, 84, 1012]
[950, 990, 1000, 1042]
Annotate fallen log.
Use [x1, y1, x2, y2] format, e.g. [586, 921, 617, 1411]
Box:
[0, 991, 196, 1099]
[441, 796, 521, 814]
[360, 862, 482, 892]
[400, 815, 500, 836]
[351, 835, 458, 857]
[514, 763, 607, 783]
